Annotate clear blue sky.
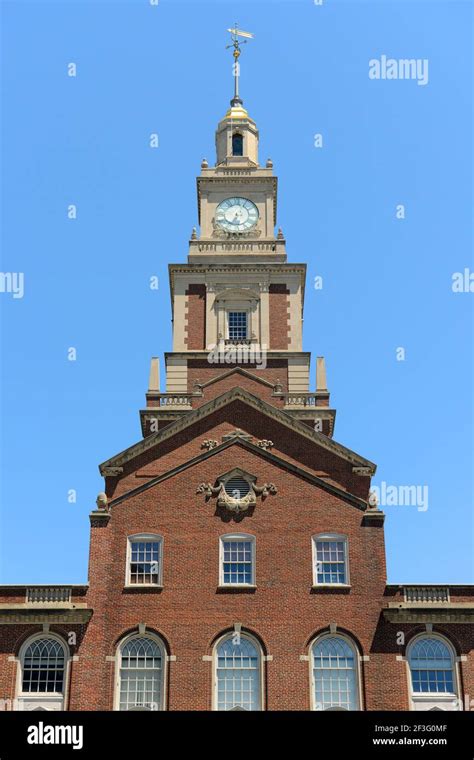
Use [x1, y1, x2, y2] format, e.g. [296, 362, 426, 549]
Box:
[1, 0, 472, 585]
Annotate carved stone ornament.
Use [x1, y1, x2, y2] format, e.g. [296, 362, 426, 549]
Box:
[96, 492, 109, 511]
[256, 440, 273, 450]
[196, 468, 277, 515]
[273, 379, 283, 394]
[221, 429, 253, 443]
[367, 490, 380, 511]
[201, 440, 218, 450]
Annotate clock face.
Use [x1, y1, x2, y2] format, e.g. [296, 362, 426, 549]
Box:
[215, 197, 259, 233]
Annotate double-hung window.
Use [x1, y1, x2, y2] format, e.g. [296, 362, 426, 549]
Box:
[220, 534, 255, 586]
[127, 534, 163, 587]
[313, 534, 349, 586]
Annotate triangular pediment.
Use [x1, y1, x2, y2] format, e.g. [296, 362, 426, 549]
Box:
[107, 435, 368, 512]
[198, 367, 277, 391]
[101, 387, 375, 476]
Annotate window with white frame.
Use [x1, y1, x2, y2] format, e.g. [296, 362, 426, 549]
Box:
[17, 634, 69, 711]
[127, 534, 162, 586]
[117, 635, 165, 711]
[227, 311, 248, 340]
[220, 534, 255, 586]
[214, 634, 262, 711]
[407, 635, 458, 710]
[22, 637, 66, 694]
[313, 534, 349, 585]
[311, 635, 360, 711]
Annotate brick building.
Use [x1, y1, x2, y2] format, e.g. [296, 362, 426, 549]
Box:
[0, 64, 472, 713]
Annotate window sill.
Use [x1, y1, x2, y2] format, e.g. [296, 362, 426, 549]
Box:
[123, 585, 163, 593]
[216, 584, 257, 594]
[311, 584, 351, 594]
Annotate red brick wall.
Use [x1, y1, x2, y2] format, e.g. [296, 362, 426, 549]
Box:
[73, 445, 387, 710]
[187, 359, 289, 398]
[184, 284, 206, 350]
[269, 284, 290, 349]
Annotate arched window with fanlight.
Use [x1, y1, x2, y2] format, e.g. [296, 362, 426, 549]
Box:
[17, 634, 69, 711]
[232, 133, 243, 156]
[116, 633, 166, 711]
[311, 634, 361, 711]
[213, 632, 263, 711]
[407, 635, 459, 711]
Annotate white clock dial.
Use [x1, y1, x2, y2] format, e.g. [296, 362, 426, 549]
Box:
[215, 197, 259, 233]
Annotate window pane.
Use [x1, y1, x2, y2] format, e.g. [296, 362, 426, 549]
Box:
[315, 539, 346, 584]
[130, 540, 160, 584]
[216, 638, 260, 711]
[312, 637, 358, 710]
[222, 540, 253, 585]
[409, 638, 455, 694]
[228, 312, 247, 340]
[119, 638, 163, 710]
[22, 639, 65, 694]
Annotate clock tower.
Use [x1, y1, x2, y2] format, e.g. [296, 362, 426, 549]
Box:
[140, 34, 335, 440]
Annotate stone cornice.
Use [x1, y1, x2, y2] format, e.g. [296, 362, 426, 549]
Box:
[382, 605, 474, 624]
[99, 386, 376, 475]
[169, 263, 306, 275]
[0, 609, 93, 625]
[169, 264, 306, 312]
[165, 350, 311, 361]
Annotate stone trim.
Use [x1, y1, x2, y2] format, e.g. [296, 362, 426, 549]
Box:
[0, 609, 93, 625]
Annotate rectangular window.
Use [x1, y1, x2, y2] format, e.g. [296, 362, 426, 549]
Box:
[220, 536, 255, 586]
[128, 538, 162, 586]
[314, 536, 348, 585]
[227, 311, 248, 340]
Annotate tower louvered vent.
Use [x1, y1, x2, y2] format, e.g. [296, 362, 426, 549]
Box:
[225, 477, 251, 499]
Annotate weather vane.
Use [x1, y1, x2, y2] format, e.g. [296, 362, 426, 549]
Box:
[226, 24, 254, 106]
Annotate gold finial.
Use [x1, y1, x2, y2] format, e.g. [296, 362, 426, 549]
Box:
[226, 24, 254, 108]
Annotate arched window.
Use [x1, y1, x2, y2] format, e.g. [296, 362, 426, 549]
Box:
[311, 635, 360, 710]
[17, 634, 68, 711]
[214, 633, 262, 711]
[116, 634, 165, 711]
[232, 133, 243, 156]
[407, 635, 459, 711]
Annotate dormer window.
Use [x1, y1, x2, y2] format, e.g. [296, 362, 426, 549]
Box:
[232, 132, 243, 156]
